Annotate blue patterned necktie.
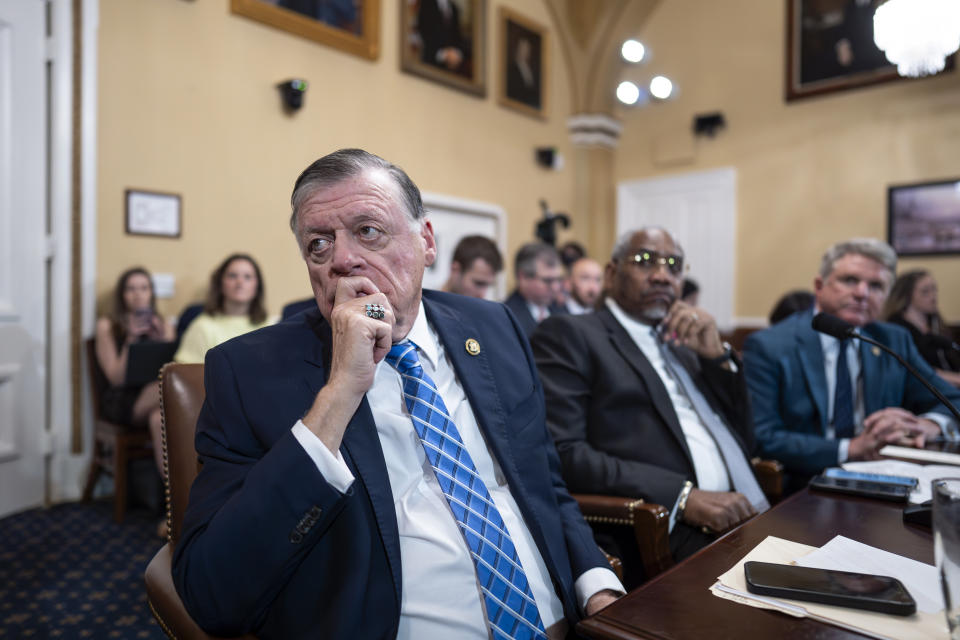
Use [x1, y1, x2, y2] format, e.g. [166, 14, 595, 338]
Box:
[834, 339, 855, 439]
[385, 341, 547, 640]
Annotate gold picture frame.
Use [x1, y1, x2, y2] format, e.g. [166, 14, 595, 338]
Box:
[497, 7, 547, 119]
[400, 0, 487, 96]
[231, 0, 379, 60]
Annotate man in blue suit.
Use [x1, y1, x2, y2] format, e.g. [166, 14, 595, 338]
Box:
[172, 149, 622, 639]
[743, 238, 959, 485]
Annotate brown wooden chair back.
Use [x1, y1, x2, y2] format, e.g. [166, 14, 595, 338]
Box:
[82, 338, 153, 522]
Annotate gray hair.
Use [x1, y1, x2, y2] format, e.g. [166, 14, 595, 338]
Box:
[514, 242, 560, 278]
[819, 238, 897, 279]
[610, 227, 684, 261]
[289, 148, 424, 236]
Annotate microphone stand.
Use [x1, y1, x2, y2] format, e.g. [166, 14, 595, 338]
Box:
[848, 332, 960, 425]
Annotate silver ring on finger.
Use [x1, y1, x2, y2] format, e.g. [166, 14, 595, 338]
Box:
[691, 313, 699, 322]
[364, 303, 385, 320]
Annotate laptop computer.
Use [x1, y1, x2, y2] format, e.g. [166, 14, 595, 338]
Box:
[124, 340, 178, 387]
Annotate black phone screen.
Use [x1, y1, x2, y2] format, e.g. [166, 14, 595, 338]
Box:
[744, 561, 916, 615]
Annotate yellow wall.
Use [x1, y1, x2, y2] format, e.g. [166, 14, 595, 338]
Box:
[614, 0, 960, 321]
[97, 0, 579, 318]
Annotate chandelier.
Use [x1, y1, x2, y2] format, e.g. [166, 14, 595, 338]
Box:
[873, 0, 960, 77]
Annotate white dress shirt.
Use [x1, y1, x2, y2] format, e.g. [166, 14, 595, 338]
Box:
[292, 302, 622, 639]
[526, 300, 551, 323]
[605, 299, 731, 530]
[565, 298, 591, 315]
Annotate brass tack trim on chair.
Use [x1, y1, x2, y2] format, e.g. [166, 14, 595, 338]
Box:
[148, 598, 178, 640]
[158, 365, 172, 544]
[582, 499, 647, 526]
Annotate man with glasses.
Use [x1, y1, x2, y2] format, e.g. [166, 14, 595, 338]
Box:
[504, 242, 567, 337]
[743, 238, 960, 490]
[531, 227, 768, 586]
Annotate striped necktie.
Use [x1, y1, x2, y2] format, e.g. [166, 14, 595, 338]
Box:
[385, 340, 547, 640]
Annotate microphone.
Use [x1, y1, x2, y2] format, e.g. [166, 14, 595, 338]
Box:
[811, 313, 960, 424]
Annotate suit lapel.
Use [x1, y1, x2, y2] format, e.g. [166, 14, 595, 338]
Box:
[301, 311, 403, 606]
[859, 325, 886, 415]
[795, 314, 829, 433]
[598, 310, 695, 466]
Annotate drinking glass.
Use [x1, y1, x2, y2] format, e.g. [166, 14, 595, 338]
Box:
[934, 478, 960, 639]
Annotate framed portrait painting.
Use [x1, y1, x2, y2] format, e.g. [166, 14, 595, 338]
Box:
[497, 7, 548, 118]
[888, 179, 960, 256]
[400, 0, 486, 96]
[785, 0, 953, 101]
[231, 0, 379, 60]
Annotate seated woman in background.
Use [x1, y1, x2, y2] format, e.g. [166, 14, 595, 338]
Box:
[174, 253, 273, 364]
[882, 269, 960, 387]
[768, 289, 814, 325]
[94, 267, 174, 474]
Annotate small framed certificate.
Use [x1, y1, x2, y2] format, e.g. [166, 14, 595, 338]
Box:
[125, 189, 181, 238]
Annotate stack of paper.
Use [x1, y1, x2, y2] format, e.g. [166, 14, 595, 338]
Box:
[841, 459, 960, 503]
[878, 445, 960, 467]
[710, 535, 949, 639]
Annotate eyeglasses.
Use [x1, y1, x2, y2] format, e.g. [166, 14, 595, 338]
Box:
[535, 275, 565, 286]
[621, 250, 685, 276]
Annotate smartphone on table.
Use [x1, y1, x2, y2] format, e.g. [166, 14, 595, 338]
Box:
[743, 561, 916, 616]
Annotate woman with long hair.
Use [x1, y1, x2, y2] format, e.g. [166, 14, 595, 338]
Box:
[173, 253, 273, 363]
[882, 269, 960, 387]
[94, 267, 174, 474]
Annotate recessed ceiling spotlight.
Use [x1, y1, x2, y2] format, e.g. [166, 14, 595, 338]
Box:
[621, 39, 646, 63]
[649, 75, 673, 100]
[616, 81, 641, 105]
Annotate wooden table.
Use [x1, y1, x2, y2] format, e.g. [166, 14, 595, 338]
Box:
[578, 489, 934, 639]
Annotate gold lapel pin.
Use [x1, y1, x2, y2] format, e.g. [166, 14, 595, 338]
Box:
[871, 346, 881, 357]
[465, 338, 481, 356]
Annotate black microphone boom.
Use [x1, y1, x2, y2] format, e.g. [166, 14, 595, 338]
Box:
[811, 313, 960, 424]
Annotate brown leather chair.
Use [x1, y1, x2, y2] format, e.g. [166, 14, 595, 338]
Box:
[144, 363, 255, 640]
[82, 338, 154, 523]
[572, 458, 783, 583]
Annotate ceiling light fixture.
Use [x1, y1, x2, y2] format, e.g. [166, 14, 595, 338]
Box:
[621, 39, 646, 63]
[616, 81, 641, 105]
[873, 0, 960, 77]
[649, 75, 673, 100]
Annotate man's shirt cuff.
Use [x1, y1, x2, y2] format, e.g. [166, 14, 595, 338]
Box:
[291, 420, 355, 493]
[922, 412, 959, 440]
[837, 438, 850, 464]
[575, 567, 625, 613]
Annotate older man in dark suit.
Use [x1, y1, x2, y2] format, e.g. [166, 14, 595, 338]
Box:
[531, 227, 768, 585]
[173, 149, 621, 639]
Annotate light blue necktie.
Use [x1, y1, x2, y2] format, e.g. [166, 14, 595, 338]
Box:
[385, 340, 547, 640]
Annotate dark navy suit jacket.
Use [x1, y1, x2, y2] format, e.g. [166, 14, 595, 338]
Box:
[743, 309, 960, 476]
[504, 290, 567, 338]
[172, 290, 606, 639]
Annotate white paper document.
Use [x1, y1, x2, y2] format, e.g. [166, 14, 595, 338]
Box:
[842, 459, 960, 503]
[795, 535, 943, 613]
[878, 445, 960, 467]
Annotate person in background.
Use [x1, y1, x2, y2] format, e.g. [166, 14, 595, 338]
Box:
[768, 290, 815, 325]
[441, 235, 503, 299]
[681, 278, 700, 306]
[565, 257, 603, 314]
[94, 267, 174, 481]
[504, 242, 567, 337]
[882, 270, 960, 388]
[559, 241, 586, 270]
[743, 239, 960, 490]
[532, 227, 766, 587]
[174, 253, 273, 364]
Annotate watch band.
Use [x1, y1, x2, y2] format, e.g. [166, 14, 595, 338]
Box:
[706, 342, 734, 365]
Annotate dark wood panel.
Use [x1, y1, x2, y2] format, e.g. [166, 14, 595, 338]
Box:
[579, 489, 933, 640]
